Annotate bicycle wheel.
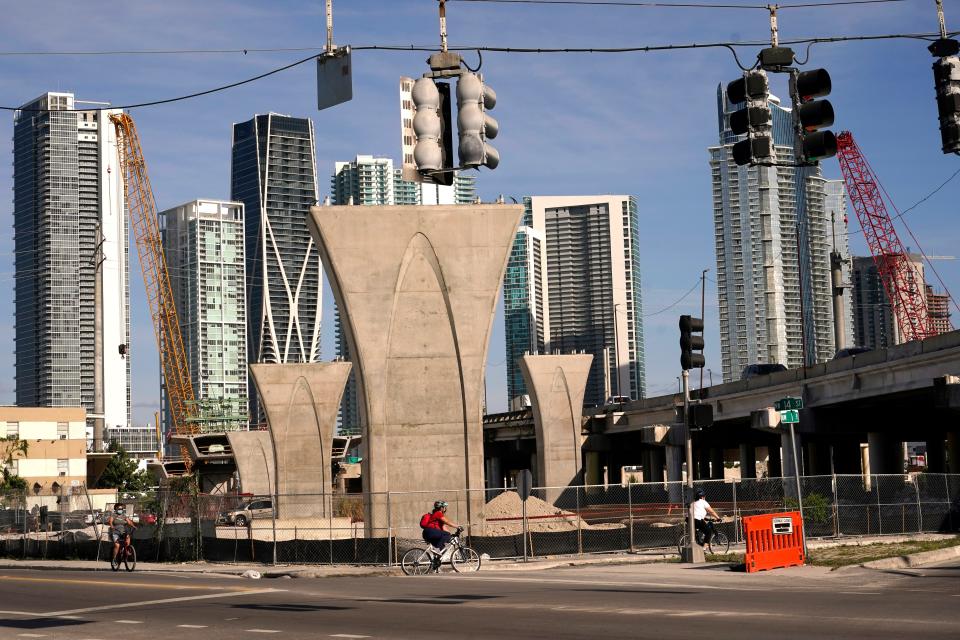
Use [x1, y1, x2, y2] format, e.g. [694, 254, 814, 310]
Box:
[401, 548, 431, 576]
[708, 531, 730, 555]
[124, 545, 137, 572]
[451, 546, 481, 573]
[110, 549, 121, 572]
[676, 534, 688, 557]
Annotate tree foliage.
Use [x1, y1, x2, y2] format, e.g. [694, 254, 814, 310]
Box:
[0, 436, 28, 494]
[97, 441, 152, 493]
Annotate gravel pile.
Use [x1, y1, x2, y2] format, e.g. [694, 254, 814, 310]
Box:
[478, 491, 586, 536]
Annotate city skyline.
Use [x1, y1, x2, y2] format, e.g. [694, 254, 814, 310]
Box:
[0, 1, 957, 424]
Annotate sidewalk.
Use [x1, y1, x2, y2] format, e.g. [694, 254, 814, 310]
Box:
[0, 533, 954, 578]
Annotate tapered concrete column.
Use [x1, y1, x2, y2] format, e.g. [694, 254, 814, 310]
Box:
[947, 432, 959, 474]
[710, 448, 725, 480]
[868, 432, 903, 476]
[767, 442, 783, 478]
[926, 437, 946, 473]
[226, 431, 275, 497]
[739, 444, 757, 479]
[251, 362, 352, 519]
[781, 431, 801, 479]
[520, 354, 592, 503]
[308, 204, 522, 532]
[644, 447, 665, 484]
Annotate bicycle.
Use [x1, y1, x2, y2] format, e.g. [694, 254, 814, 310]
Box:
[110, 529, 137, 572]
[401, 528, 481, 575]
[676, 517, 730, 556]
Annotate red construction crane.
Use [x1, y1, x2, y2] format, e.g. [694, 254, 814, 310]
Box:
[836, 131, 934, 343]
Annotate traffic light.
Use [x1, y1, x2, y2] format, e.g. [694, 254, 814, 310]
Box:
[791, 68, 837, 163]
[679, 315, 705, 370]
[727, 70, 773, 166]
[456, 72, 500, 170]
[932, 54, 960, 154]
[411, 77, 454, 186]
[687, 403, 714, 430]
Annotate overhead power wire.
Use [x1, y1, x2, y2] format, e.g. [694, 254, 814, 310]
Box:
[451, 0, 907, 8]
[643, 278, 703, 317]
[0, 30, 951, 112]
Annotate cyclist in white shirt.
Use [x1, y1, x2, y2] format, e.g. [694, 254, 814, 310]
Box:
[693, 488, 720, 548]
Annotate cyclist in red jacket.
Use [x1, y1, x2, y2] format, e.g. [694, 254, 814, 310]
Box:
[422, 500, 461, 570]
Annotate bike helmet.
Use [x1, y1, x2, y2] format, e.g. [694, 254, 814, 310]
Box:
[695, 488, 706, 499]
[433, 500, 448, 512]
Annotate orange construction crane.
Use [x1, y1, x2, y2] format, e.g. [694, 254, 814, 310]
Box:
[110, 113, 198, 465]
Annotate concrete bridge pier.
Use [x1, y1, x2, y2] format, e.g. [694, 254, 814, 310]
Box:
[739, 444, 757, 479]
[925, 436, 946, 473]
[644, 447, 665, 483]
[767, 441, 783, 478]
[665, 445, 683, 502]
[832, 439, 862, 475]
[868, 432, 903, 475]
[947, 432, 959, 474]
[710, 448, 725, 480]
[805, 441, 832, 476]
[696, 448, 711, 481]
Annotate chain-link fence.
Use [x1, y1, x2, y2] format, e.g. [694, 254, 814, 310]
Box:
[2, 474, 958, 565]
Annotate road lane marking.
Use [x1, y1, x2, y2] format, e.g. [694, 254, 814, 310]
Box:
[42, 588, 283, 616]
[17, 634, 47, 638]
[246, 630, 281, 634]
[0, 575, 256, 592]
[178, 625, 208, 628]
[115, 620, 143, 624]
[331, 635, 371, 638]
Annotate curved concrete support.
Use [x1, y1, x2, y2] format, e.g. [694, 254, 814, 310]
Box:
[226, 431, 275, 497]
[519, 354, 593, 503]
[308, 204, 523, 531]
[250, 362, 352, 519]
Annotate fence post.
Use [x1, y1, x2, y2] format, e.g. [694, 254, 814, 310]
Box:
[576, 485, 583, 556]
[627, 481, 634, 552]
[832, 473, 839, 538]
[945, 474, 953, 532]
[731, 479, 739, 545]
[915, 475, 923, 533]
[328, 493, 334, 566]
[386, 491, 393, 567]
[875, 475, 882, 535]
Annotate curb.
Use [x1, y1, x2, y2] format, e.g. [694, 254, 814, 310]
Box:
[860, 544, 960, 570]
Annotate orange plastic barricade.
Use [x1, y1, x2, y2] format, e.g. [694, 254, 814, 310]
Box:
[742, 511, 805, 573]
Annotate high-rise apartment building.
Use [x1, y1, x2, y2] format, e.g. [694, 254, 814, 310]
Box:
[709, 86, 852, 381]
[503, 196, 646, 409]
[13, 93, 130, 446]
[329, 155, 479, 433]
[230, 114, 322, 424]
[851, 254, 951, 348]
[160, 199, 248, 434]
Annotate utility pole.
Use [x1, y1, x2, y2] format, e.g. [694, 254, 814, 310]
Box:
[682, 369, 704, 563]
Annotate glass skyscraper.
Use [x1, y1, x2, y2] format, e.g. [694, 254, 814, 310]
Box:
[231, 114, 322, 425]
[709, 85, 852, 381]
[13, 92, 131, 445]
[503, 196, 646, 409]
[160, 199, 249, 434]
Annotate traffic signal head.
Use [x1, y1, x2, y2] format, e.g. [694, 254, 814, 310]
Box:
[727, 70, 773, 166]
[456, 72, 500, 170]
[932, 55, 960, 154]
[687, 403, 714, 430]
[411, 77, 454, 185]
[679, 315, 706, 370]
[792, 68, 838, 163]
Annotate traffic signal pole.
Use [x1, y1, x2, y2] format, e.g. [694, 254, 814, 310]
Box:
[682, 369, 704, 564]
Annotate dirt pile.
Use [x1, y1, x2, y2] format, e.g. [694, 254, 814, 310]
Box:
[478, 491, 587, 536]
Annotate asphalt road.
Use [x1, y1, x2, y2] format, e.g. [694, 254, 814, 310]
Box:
[0, 560, 957, 639]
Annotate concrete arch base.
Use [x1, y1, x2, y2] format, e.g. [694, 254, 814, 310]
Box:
[308, 204, 523, 534]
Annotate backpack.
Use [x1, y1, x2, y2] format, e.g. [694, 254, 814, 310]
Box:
[419, 512, 433, 529]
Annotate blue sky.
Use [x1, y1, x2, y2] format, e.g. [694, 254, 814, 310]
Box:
[0, 0, 957, 426]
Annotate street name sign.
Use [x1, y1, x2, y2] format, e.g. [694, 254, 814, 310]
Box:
[774, 397, 803, 411]
[780, 409, 800, 424]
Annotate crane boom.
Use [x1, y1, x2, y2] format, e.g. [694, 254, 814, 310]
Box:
[836, 131, 933, 342]
[110, 113, 198, 446]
